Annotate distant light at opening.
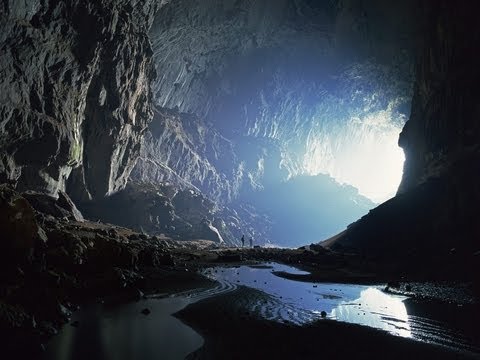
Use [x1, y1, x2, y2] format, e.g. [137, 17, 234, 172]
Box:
[304, 102, 406, 204]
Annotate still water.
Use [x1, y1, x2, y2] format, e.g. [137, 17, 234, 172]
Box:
[202, 263, 479, 354]
[44, 297, 203, 360]
[45, 263, 479, 359]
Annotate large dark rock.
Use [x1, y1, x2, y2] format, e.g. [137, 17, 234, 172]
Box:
[22, 190, 84, 222]
[324, 1, 480, 277]
[398, 1, 480, 194]
[0, 184, 47, 266]
[0, 0, 157, 199]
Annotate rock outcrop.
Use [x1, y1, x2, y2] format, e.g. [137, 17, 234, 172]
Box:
[22, 190, 84, 222]
[324, 1, 480, 271]
[0, 184, 47, 267]
[398, 1, 480, 193]
[0, 0, 157, 200]
[1, 0, 416, 247]
[76, 179, 280, 246]
[78, 181, 227, 243]
[131, 107, 242, 203]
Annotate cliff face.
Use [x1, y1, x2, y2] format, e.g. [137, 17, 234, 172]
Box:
[326, 1, 480, 268]
[115, 0, 414, 244]
[131, 107, 243, 203]
[0, 0, 157, 200]
[142, 0, 414, 204]
[398, 1, 480, 193]
[9, 0, 475, 251]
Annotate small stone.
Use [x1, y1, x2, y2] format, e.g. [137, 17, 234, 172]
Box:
[141, 308, 151, 315]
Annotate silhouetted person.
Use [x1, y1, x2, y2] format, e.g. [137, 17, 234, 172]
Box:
[249, 237, 253, 248]
[241, 235, 245, 248]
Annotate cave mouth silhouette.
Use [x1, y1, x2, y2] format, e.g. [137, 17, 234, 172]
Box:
[147, 0, 415, 220]
[301, 101, 407, 204]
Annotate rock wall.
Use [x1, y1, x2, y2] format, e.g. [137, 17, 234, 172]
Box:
[326, 1, 480, 263]
[144, 0, 414, 203]
[131, 107, 243, 203]
[398, 1, 480, 193]
[151, 0, 414, 118]
[0, 0, 157, 200]
[78, 180, 265, 245]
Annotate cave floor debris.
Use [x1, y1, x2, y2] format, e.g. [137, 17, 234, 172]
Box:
[1, 214, 479, 359]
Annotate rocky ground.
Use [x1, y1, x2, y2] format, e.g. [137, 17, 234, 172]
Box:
[1, 183, 479, 359]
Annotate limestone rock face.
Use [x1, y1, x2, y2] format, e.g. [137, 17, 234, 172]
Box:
[398, 1, 480, 193]
[131, 108, 242, 203]
[144, 0, 414, 204]
[79, 181, 230, 243]
[325, 1, 480, 264]
[0, 0, 157, 199]
[395, 1, 480, 251]
[22, 190, 84, 222]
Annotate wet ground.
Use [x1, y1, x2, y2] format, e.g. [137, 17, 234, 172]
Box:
[44, 262, 480, 359]
[43, 296, 204, 360]
[200, 263, 479, 354]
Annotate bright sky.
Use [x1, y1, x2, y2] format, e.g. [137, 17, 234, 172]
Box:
[304, 107, 406, 204]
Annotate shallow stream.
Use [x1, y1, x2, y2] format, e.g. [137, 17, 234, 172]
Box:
[202, 263, 479, 354]
[45, 262, 479, 359]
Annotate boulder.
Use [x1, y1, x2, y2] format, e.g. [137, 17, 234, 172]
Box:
[0, 185, 47, 266]
[22, 191, 84, 222]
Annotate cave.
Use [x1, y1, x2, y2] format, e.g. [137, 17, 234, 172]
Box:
[1, 0, 479, 359]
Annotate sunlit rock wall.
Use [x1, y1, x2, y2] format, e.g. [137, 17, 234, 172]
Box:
[0, 0, 157, 199]
[131, 107, 242, 202]
[143, 0, 415, 204]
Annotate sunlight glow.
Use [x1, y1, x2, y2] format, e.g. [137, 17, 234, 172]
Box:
[303, 102, 406, 203]
[331, 287, 411, 338]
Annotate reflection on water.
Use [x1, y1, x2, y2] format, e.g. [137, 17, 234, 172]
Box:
[45, 263, 479, 358]
[202, 263, 409, 337]
[44, 297, 203, 360]
[331, 288, 410, 337]
[203, 263, 479, 354]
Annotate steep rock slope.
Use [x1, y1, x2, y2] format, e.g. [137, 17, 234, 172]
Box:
[398, 1, 480, 193]
[325, 1, 480, 273]
[0, 0, 157, 200]
[131, 107, 243, 203]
